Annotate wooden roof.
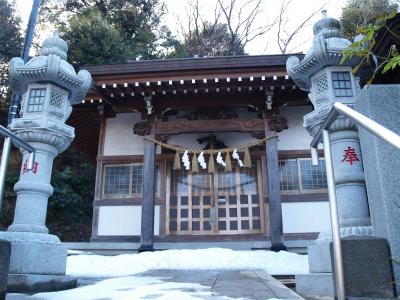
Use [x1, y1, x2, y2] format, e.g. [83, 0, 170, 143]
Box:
[82, 54, 305, 103]
[85, 54, 302, 75]
[72, 54, 308, 161]
[370, 13, 400, 84]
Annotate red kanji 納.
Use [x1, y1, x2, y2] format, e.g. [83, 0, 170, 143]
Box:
[22, 160, 38, 174]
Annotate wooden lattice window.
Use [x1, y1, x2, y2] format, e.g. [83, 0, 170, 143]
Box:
[102, 163, 158, 198]
[279, 158, 327, 194]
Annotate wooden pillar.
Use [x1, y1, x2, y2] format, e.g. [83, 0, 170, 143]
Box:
[91, 106, 105, 241]
[265, 135, 286, 251]
[139, 132, 156, 252]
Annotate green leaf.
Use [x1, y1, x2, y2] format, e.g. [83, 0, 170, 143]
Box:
[383, 56, 400, 73]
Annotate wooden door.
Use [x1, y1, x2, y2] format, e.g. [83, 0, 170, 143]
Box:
[215, 162, 264, 234]
[167, 161, 264, 235]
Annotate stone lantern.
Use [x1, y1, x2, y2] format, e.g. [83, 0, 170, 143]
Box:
[286, 11, 372, 296]
[0, 32, 91, 291]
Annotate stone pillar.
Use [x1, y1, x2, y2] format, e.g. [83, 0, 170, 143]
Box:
[265, 136, 286, 251]
[9, 143, 58, 234]
[0, 32, 91, 292]
[327, 119, 371, 235]
[356, 85, 400, 293]
[306, 116, 372, 239]
[139, 134, 156, 252]
[0, 130, 72, 277]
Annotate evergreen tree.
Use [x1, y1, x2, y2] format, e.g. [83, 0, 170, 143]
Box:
[61, 8, 130, 67]
[39, 0, 183, 65]
[340, 0, 398, 39]
[0, 0, 23, 124]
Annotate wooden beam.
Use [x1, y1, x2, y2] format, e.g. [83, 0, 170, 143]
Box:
[155, 118, 264, 135]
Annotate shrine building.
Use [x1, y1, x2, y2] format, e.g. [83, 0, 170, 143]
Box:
[72, 54, 334, 249]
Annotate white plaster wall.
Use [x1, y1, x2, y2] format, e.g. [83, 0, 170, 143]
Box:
[97, 205, 160, 236]
[282, 201, 331, 233]
[103, 107, 315, 155]
[277, 106, 313, 150]
[104, 113, 151, 156]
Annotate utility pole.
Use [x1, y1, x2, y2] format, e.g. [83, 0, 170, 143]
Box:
[0, 0, 41, 204]
[8, 0, 41, 124]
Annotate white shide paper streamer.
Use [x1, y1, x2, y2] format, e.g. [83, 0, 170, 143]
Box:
[197, 152, 207, 169]
[232, 149, 244, 167]
[182, 150, 190, 170]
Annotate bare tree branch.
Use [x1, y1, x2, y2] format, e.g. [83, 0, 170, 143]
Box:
[277, 0, 327, 54]
[217, 0, 276, 53]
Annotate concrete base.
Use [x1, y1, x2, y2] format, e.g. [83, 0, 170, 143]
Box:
[271, 243, 287, 252]
[308, 240, 332, 273]
[296, 273, 334, 297]
[347, 298, 395, 300]
[295, 237, 334, 298]
[7, 274, 76, 293]
[137, 244, 154, 253]
[0, 232, 67, 275]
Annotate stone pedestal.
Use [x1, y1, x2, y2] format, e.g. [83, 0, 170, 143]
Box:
[295, 239, 335, 297]
[0, 240, 10, 300]
[331, 236, 395, 298]
[356, 85, 400, 294]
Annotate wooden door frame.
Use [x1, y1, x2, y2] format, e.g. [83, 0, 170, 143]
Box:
[165, 157, 266, 236]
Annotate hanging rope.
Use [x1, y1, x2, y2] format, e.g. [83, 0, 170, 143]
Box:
[144, 135, 277, 154]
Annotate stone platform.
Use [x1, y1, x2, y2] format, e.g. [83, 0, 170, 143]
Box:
[139, 270, 304, 299]
[6, 270, 304, 300]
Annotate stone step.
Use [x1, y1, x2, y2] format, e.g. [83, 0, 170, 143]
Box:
[295, 273, 334, 297]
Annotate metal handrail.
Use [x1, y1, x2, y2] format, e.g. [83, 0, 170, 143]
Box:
[0, 125, 35, 212]
[310, 102, 400, 300]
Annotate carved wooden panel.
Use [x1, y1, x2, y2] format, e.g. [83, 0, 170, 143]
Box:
[155, 119, 264, 134]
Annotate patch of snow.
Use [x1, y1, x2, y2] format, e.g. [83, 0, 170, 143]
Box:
[67, 250, 85, 255]
[29, 276, 238, 300]
[67, 248, 309, 278]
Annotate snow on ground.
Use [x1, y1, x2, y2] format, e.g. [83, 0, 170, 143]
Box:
[25, 276, 240, 300]
[9, 248, 307, 300]
[67, 248, 309, 278]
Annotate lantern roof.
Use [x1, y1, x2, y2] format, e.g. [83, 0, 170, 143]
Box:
[8, 32, 92, 105]
[286, 10, 359, 91]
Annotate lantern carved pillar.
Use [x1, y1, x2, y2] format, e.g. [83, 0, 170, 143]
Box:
[287, 10, 372, 239]
[286, 11, 371, 297]
[0, 32, 91, 291]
